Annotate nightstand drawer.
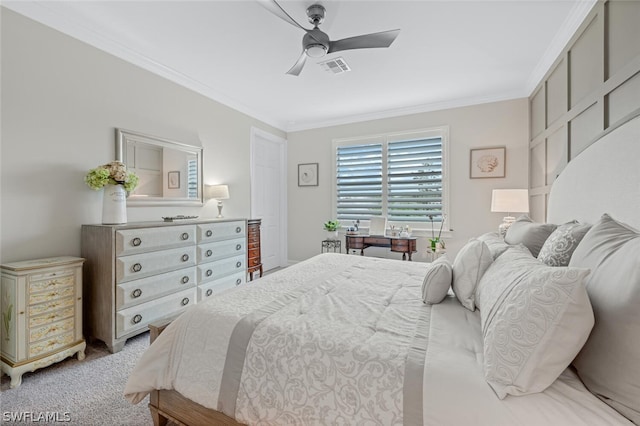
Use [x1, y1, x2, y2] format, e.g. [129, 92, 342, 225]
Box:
[29, 297, 75, 317]
[29, 330, 75, 358]
[116, 225, 195, 256]
[29, 286, 75, 306]
[29, 275, 75, 293]
[29, 306, 75, 328]
[198, 237, 246, 263]
[30, 317, 75, 343]
[116, 246, 196, 283]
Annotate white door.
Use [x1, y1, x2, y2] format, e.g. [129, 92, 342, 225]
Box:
[250, 128, 287, 271]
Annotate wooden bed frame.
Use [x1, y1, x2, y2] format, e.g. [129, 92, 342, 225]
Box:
[148, 322, 245, 426]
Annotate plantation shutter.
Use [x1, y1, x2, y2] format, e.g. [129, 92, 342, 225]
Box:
[336, 143, 383, 220]
[387, 137, 443, 221]
[187, 159, 198, 198]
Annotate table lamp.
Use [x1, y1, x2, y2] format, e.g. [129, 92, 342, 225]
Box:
[491, 189, 529, 237]
[205, 184, 230, 218]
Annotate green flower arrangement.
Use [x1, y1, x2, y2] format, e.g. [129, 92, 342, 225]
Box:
[323, 220, 340, 232]
[85, 161, 139, 193]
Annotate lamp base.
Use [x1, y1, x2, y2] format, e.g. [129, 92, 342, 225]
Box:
[217, 201, 224, 218]
[498, 216, 516, 238]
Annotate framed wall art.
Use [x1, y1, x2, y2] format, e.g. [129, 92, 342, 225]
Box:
[168, 171, 180, 189]
[470, 147, 506, 179]
[298, 163, 318, 187]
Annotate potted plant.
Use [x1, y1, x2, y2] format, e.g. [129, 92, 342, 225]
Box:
[85, 161, 139, 224]
[323, 220, 340, 240]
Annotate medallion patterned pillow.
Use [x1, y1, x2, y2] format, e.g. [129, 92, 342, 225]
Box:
[537, 221, 591, 266]
[421, 255, 452, 304]
[477, 245, 593, 399]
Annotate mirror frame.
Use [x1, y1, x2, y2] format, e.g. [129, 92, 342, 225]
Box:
[116, 128, 204, 206]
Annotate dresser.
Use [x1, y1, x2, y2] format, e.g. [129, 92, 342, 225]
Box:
[1, 256, 86, 388]
[81, 219, 247, 353]
[247, 219, 263, 281]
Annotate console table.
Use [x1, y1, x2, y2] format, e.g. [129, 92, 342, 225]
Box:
[345, 235, 417, 261]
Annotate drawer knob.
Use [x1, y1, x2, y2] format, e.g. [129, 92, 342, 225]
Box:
[132, 288, 142, 298]
[236, 278, 242, 286]
[206, 269, 213, 277]
[181, 276, 190, 284]
[236, 261, 242, 268]
[206, 249, 213, 257]
[132, 314, 142, 324]
[181, 254, 190, 262]
[181, 297, 190, 306]
[206, 230, 213, 237]
[236, 244, 242, 251]
[236, 227, 242, 233]
[181, 232, 189, 241]
[206, 289, 213, 297]
[132, 263, 142, 273]
[132, 237, 142, 247]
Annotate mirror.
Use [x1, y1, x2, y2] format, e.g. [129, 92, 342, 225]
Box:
[116, 128, 203, 206]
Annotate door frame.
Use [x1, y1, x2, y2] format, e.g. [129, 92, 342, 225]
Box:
[249, 127, 288, 269]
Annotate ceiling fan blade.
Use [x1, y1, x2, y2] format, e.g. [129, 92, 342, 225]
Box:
[258, 0, 308, 32]
[286, 51, 308, 76]
[328, 29, 400, 54]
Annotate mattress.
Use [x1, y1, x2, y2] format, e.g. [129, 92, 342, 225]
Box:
[124, 253, 631, 425]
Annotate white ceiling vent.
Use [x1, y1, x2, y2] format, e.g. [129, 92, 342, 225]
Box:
[319, 57, 351, 74]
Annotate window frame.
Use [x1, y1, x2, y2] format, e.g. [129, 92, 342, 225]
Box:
[331, 126, 450, 232]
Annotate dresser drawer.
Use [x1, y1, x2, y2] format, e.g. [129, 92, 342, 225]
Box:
[197, 254, 246, 283]
[197, 221, 246, 243]
[29, 297, 75, 317]
[116, 288, 196, 338]
[29, 330, 75, 358]
[115, 225, 195, 256]
[198, 272, 245, 301]
[29, 274, 74, 294]
[116, 267, 196, 310]
[29, 306, 74, 328]
[198, 237, 246, 264]
[29, 317, 75, 343]
[29, 286, 75, 306]
[116, 246, 196, 283]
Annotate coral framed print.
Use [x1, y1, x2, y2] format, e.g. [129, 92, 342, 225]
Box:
[298, 163, 318, 187]
[470, 147, 506, 179]
[168, 171, 180, 189]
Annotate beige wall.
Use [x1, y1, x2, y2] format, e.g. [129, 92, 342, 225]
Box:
[287, 98, 530, 263]
[528, 0, 640, 221]
[0, 9, 284, 263]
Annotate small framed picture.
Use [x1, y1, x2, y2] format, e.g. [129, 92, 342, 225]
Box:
[168, 171, 180, 189]
[470, 147, 506, 179]
[298, 163, 319, 187]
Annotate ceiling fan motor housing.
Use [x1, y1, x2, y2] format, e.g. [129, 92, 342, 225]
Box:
[303, 28, 329, 57]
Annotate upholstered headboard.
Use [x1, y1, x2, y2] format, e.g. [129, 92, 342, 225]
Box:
[547, 113, 640, 228]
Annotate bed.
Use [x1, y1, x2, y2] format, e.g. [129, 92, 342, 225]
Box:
[124, 112, 640, 426]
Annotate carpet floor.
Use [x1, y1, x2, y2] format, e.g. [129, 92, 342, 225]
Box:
[1, 332, 153, 425]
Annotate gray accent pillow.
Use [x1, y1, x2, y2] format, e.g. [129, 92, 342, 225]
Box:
[476, 232, 510, 259]
[538, 221, 592, 266]
[421, 255, 452, 305]
[477, 244, 593, 399]
[569, 214, 640, 424]
[452, 239, 492, 311]
[504, 215, 557, 257]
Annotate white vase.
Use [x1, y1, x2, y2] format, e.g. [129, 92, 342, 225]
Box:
[102, 184, 127, 224]
[326, 230, 338, 240]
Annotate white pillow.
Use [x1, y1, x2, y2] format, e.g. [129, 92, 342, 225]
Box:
[452, 239, 492, 311]
[477, 245, 593, 399]
[569, 214, 640, 423]
[421, 256, 452, 305]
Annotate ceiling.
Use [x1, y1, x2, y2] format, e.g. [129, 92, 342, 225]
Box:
[3, 0, 596, 132]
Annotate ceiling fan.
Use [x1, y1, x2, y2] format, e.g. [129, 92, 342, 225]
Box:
[261, 0, 400, 76]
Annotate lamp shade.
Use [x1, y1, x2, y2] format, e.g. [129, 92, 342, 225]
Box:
[205, 184, 229, 200]
[491, 189, 529, 213]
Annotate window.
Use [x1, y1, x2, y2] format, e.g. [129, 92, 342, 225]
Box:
[333, 127, 448, 226]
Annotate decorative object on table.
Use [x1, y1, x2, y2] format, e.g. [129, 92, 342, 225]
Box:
[167, 171, 180, 189]
[85, 161, 138, 225]
[470, 146, 506, 178]
[490, 189, 529, 237]
[298, 163, 319, 186]
[162, 215, 199, 222]
[369, 216, 387, 236]
[205, 184, 230, 218]
[323, 219, 340, 240]
[428, 214, 447, 252]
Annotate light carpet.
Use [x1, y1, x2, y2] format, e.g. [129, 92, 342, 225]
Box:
[1, 332, 152, 425]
